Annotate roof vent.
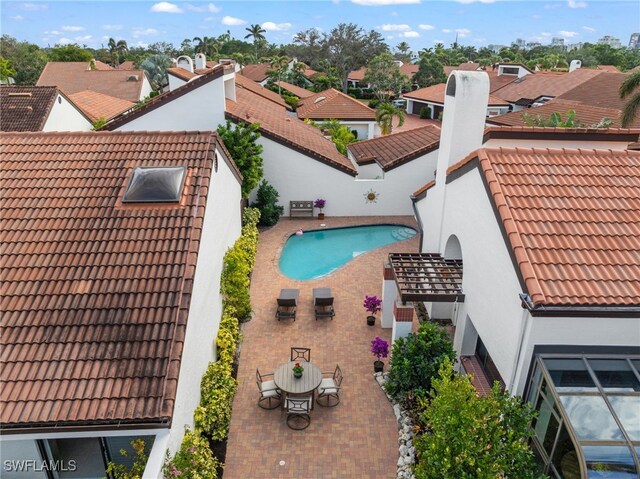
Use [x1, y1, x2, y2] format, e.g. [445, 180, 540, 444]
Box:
[314, 96, 326, 104]
[126, 75, 139, 82]
[122, 166, 187, 203]
[8, 92, 32, 97]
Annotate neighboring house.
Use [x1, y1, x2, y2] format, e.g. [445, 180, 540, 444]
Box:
[403, 83, 510, 119]
[273, 81, 315, 99]
[37, 61, 153, 103]
[0, 85, 92, 131]
[382, 71, 639, 478]
[0, 130, 243, 479]
[67, 90, 135, 123]
[239, 63, 271, 85]
[296, 88, 380, 139]
[556, 72, 632, 110]
[486, 98, 640, 128]
[348, 61, 418, 89]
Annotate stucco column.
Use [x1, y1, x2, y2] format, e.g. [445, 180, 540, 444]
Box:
[392, 300, 414, 343]
[381, 262, 396, 329]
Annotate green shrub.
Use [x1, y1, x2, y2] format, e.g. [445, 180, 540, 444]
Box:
[419, 107, 430, 119]
[163, 429, 220, 479]
[216, 310, 241, 365]
[383, 322, 455, 409]
[105, 438, 148, 479]
[251, 180, 284, 227]
[414, 361, 543, 479]
[283, 93, 298, 110]
[194, 360, 238, 440]
[368, 98, 380, 109]
[220, 245, 252, 319]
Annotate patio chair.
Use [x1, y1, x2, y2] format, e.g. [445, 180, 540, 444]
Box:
[256, 369, 282, 410]
[313, 288, 335, 320]
[285, 395, 312, 430]
[316, 364, 343, 407]
[276, 288, 299, 321]
[290, 347, 311, 362]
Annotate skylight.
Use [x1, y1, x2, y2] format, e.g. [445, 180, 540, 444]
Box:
[122, 166, 187, 203]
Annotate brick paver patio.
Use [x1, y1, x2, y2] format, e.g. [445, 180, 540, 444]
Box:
[224, 216, 419, 479]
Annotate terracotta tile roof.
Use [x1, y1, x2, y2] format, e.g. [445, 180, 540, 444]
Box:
[348, 67, 367, 82]
[348, 125, 440, 171]
[349, 63, 418, 82]
[491, 68, 604, 103]
[274, 81, 315, 98]
[441, 65, 518, 93]
[596, 65, 621, 73]
[37, 62, 149, 103]
[487, 98, 640, 128]
[239, 64, 270, 82]
[447, 147, 640, 308]
[303, 67, 319, 78]
[118, 60, 136, 70]
[93, 60, 114, 70]
[167, 67, 199, 81]
[483, 125, 640, 143]
[68, 90, 135, 122]
[557, 72, 630, 110]
[226, 86, 357, 176]
[0, 130, 221, 430]
[235, 74, 289, 109]
[101, 66, 225, 131]
[404, 83, 509, 106]
[412, 179, 435, 198]
[297, 88, 376, 120]
[0, 86, 58, 131]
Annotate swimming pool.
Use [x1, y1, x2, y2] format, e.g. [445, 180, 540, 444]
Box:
[279, 224, 416, 280]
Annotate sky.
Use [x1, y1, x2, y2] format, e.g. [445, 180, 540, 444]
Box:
[2, 0, 639, 53]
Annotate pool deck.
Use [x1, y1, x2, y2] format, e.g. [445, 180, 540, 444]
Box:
[223, 216, 419, 479]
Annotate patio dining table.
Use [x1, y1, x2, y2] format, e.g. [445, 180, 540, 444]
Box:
[274, 361, 322, 406]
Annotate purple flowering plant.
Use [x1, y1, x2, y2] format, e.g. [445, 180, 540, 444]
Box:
[370, 337, 389, 360]
[363, 295, 382, 316]
[314, 198, 326, 211]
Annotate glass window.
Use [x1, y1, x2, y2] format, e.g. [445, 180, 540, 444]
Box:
[551, 425, 580, 479]
[46, 438, 105, 478]
[559, 395, 625, 441]
[583, 445, 637, 478]
[528, 364, 543, 404]
[589, 359, 640, 392]
[533, 394, 561, 455]
[122, 166, 187, 203]
[104, 436, 154, 471]
[545, 359, 597, 392]
[608, 395, 640, 441]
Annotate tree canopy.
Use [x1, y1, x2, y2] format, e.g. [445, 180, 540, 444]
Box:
[217, 120, 264, 198]
[363, 52, 409, 102]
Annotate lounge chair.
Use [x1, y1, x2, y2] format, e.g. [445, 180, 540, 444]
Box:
[313, 288, 335, 320]
[276, 288, 299, 321]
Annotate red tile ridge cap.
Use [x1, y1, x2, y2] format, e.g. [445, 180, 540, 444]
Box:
[412, 179, 435, 197]
[484, 125, 640, 135]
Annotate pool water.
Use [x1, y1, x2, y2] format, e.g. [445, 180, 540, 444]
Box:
[279, 225, 416, 280]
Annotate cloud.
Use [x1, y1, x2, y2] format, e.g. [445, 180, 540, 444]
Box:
[186, 3, 221, 13]
[262, 22, 292, 31]
[74, 35, 92, 42]
[45, 30, 60, 35]
[455, 28, 471, 38]
[401, 31, 420, 38]
[132, 27, 159, 38]
[380, 24, 410, 31]
[150, 2, 183, 13]
[62, 25, 85, 32]
[558, 30, 578, 38]
[10, 15, 25, 20]
[351, 0, 420, 5]
[221, 15, 246, 26]
[442, 28, 452, 33]
[567, 0, 586, 7]
[582, 26, 595, 32]
[102, 24, 124, 31]
[419, 24, 434, 30]
[21, 3, 47, 11]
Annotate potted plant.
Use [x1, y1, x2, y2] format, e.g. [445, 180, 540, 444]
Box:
[363, 295, 382, 326]
[292, 362, 304, 378]
[370, 337, 389, 373]
[314, 198, 326, 220]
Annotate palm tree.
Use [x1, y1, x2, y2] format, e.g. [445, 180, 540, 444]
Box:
[244, 24, 266, 60]
[108, 38, 128, 68]
[620, 70, 640, 128]
[375, 103, 405, 136]
[192, 36, 220, 58]
[267, 55, 290, 93]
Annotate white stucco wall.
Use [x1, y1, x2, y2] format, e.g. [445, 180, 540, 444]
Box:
[339, 120, 378, 140]
[42, 94, 92, 131]
[254, 136, 438, 216]
[140, 76, 154, 100]
[168, 74, 188, 92]
[513, 315, 640, 395]
[114, 77, 225, 132]
[166, 149, 242, 454]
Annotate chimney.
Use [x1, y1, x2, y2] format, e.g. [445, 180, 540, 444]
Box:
[426, 70, 489, 253]
[569, 59, 582, 72]
[176, 55, 194, 73]
[195, 53, 206, 70]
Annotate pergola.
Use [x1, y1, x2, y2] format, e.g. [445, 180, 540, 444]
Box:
[388, 253, 465, 303]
